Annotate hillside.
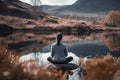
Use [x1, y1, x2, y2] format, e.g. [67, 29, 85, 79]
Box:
[43, 0, 120, 19]
[0, 0, 46, 19]
[56, 0, 120, 12]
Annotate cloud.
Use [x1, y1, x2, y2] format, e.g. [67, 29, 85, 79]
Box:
[41, 0, 77, 5]
[20, 0, 30, 4]
[20, 0, 77, 6]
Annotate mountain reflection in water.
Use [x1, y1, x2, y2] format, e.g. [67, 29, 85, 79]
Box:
[0, 31, 120, 57]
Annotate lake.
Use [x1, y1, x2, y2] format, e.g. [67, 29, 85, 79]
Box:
[0, 31, 120, 57]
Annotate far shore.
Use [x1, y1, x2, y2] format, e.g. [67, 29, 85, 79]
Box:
[0, 15, 120, 33]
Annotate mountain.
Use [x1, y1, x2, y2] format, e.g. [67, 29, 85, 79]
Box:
[0, 0, 47, 18]
[43, 0, 120, 19]
[56, 0, 120, 12]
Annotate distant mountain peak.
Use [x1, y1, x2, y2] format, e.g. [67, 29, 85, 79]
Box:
[70, 0, 120, 12]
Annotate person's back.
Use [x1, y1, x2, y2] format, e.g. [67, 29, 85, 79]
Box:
[47, 33, 73, 64]
[51, 42, 68, 62]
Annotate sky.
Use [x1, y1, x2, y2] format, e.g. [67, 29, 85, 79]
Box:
[20, 0, 77, 6]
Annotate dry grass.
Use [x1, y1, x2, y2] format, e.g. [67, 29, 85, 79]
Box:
[0, 44, 66, 80]
[0, 15, 84, 29]
[0, 15, 40, 29]
[85, 55, 120, 80]
[102, 10, 120, 27]
[0, 44, 120, 80]
[0, 15, 25, 28]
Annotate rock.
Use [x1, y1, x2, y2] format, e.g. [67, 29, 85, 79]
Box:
[0, 0, 47, 19]
[0, 24, 14, 36]
[46, 18, 58, 24]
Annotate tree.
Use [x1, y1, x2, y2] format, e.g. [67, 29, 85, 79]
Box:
[30, 0, 42, 19]
[31, 0, 42, 11]
[102, 10, 120, 27]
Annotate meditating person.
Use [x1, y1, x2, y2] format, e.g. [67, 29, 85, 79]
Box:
[47, 33, 73, 64]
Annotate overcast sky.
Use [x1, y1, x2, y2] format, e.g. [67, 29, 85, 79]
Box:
[20, 0, 77, 6]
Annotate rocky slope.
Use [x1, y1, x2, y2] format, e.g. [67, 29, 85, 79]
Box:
[0, 0, 46, 18]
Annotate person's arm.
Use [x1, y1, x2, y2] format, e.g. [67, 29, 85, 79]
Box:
[51, 44, 54, 58]
[64, 45, 68, 57]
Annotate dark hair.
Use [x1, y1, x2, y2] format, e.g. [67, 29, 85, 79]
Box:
[57, 33, 62, 46]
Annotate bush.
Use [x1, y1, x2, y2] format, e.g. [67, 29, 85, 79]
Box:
[0, 45, 65, 80]
[102, 10, 120, 27]
[86, 55, 120, 80]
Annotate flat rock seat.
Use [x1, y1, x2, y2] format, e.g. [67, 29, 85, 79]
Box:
[47, 63, 79, 75]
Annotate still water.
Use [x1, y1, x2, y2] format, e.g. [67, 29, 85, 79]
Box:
[0, 31, 120, 57]
[42, 32, 120, 57]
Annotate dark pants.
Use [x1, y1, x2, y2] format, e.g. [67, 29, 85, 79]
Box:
[47, 57, 73, 64]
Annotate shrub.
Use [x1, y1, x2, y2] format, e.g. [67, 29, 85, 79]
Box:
[86, 55, 120, 80]
[0, 45, 65, 80]
[102, 10, 120, 27]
